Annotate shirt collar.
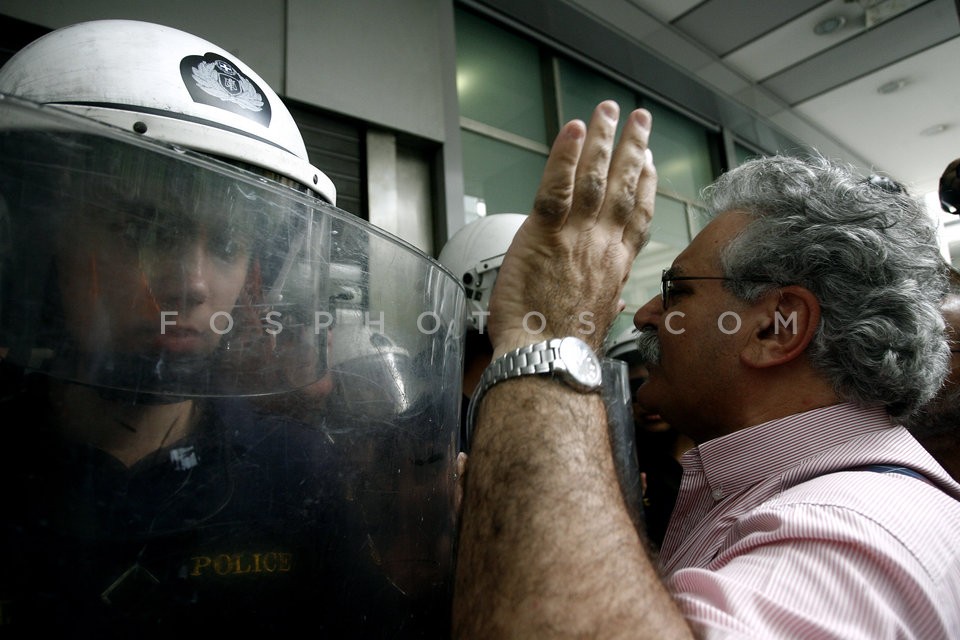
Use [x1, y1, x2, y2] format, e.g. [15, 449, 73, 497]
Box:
[688, 402, 894, 496]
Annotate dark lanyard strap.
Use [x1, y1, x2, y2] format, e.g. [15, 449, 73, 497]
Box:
[853, 465, 960, 502]
[856, 464, 930, 482]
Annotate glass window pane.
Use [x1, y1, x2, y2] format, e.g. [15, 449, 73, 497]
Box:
[461, 129, 547, 222]
[645, 102, 715, 204]
[455, 9, 547, 144]
[734, 142, 762, 167]
[687, 203, 711, 237]
[556, 57, 638, 141]
[620, 193, 692, 313]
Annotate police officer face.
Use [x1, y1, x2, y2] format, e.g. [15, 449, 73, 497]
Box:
[56, 198, 252, 361]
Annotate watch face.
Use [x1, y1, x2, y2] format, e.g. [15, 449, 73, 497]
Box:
[558, 337, 602, 389]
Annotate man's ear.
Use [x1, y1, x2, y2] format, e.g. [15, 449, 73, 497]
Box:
[741, 285, 820, 369]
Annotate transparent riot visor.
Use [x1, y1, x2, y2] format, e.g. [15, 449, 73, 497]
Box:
[0, 95, 465, 635]
[0, 107, 333, 398]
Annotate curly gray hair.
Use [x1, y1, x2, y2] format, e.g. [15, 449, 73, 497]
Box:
[703, 153, 949, 418]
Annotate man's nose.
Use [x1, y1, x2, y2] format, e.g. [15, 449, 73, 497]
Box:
[633, 295, 661, 332]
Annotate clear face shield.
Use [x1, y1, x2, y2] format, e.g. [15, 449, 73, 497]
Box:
[0, 113, 329, 398]
[0, 96, 465, 635]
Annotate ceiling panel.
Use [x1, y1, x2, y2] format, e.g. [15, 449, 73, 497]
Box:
[572, 0, 960, 200]
[627, 0, 703, 23]
[672, 0, 825, 56]
[722, 0, 867, 81]
[760, 0, 960, 105]
[791, 36, 960, 195]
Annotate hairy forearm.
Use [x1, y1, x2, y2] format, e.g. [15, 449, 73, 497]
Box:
[453, 376, 692, 639]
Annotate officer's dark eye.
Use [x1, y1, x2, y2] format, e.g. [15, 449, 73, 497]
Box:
[208, 230, 250, 262]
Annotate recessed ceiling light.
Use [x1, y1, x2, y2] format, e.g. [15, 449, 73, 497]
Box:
[877, 78, 909, 94]
[814, 15, 847, 35]
[920, 123, 950, 136]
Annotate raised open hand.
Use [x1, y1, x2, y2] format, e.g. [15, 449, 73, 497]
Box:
[487, 101, 656, 355]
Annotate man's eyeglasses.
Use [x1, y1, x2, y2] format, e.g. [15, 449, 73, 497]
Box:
[660, 269, 776, 309]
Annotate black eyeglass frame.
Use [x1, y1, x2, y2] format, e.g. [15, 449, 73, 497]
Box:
[660, 269, 777, 310]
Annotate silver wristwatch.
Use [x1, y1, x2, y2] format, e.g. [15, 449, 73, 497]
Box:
[464, 337, 602, 449]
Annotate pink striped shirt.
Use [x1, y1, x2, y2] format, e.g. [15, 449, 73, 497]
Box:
[661, 403, 960, 638]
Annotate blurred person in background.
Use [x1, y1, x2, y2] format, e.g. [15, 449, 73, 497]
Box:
[939, 157, 959, 215]
[902, 158, 960, 481]
[903, 265, 960, 482]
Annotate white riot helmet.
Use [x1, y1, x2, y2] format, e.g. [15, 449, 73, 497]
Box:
[0, 19, 335, 203]
[604, 325, 643, 366]
[437, 213, 526, 332]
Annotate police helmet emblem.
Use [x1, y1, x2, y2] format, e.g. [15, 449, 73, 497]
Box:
[180, 53, 272, 126]
[192, 58, 263, 111]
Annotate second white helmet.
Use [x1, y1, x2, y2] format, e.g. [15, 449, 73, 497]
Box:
[604, 325, 643, 365]
[438, 213, 527, 332]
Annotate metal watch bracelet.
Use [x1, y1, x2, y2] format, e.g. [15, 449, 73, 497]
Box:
[463, 337, 601, 450]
